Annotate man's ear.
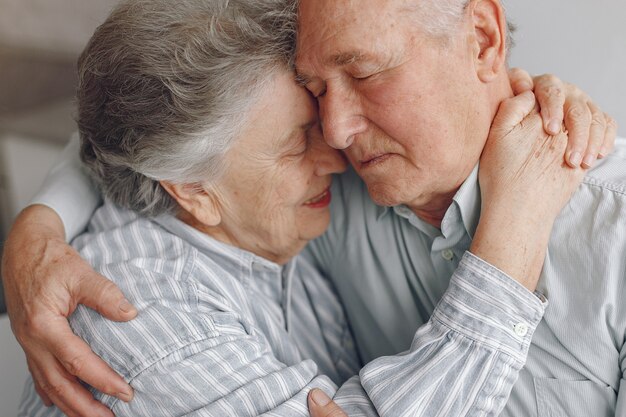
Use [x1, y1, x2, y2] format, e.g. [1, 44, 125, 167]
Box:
[470, 0, 507, 82]
[160, 181, 222, 227]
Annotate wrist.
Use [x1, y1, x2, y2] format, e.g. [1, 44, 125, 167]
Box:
[471, 205, 554, 290]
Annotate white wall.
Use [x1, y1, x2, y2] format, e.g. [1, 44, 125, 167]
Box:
[0, 0, 118, 55]
[0, 316, 29, 417]
[506, 0, 626, 132]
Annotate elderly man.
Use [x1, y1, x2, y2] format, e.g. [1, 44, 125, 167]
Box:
[1, 0, 622, 416]
[294, 0, 625, 416]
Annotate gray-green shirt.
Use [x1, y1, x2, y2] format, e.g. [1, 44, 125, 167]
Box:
[304, 139, 626, 417]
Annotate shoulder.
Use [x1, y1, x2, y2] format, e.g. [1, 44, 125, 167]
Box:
[566, 137, 626, 220]
[68, 203, 253, 388]
[72, 202, 199, 318]
[74, 201, 190, 269]
[557, 138, 626, 229]
[547, 138, 626, 289]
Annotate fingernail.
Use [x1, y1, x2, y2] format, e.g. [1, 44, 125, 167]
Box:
[310, 389, 331, 406]
[569, 151, 582, 167]
[582, 154, 596, 168]
[117, 389, 134, 403]
[548, 120, 561, 135]
[118, 298, 135, 314]
[597, 147, 607, 159]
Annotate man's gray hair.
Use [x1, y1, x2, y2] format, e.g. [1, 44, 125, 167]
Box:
[403, 0, 516, 52]
[78, 0, 297, 216]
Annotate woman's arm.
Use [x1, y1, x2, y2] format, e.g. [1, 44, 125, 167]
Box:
[17, 249, 544, 417]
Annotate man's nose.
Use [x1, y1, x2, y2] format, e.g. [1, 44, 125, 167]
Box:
[318, 85, 367, 150]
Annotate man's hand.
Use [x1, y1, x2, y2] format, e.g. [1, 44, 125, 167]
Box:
[1, 205, 137, 417]
[308, 389, 347, 417]
[508, 68, 617, 168]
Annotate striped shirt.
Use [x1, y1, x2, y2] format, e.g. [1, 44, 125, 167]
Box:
[305, 138, 626, 416]
[19, 198, 545, 416]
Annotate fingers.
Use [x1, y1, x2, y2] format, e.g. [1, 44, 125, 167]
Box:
[43, 318, 133, 402]
[491, 91, 537, 137]
[534, 74, 566, 136]
[34, 380, 53, 407]
[532, 73, 616, 168]
[75, 270, 137, 322]
[308, 389, 348, 417]
[600, 115, 618, 158]
[508, 68, 533, 94]
[563, 98, 593, 168]
[580, 101, 607, 168]
[29, 356, 115, 417]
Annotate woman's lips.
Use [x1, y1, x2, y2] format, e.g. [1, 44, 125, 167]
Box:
[304, 188, 332, 208]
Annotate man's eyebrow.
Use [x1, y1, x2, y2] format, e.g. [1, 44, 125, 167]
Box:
[328, 51, 366, 67]
[295, 51, 369, 86]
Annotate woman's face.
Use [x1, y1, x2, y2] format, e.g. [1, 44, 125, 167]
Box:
[204, 71, 347, 264]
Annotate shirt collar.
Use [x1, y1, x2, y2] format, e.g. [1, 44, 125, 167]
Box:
[449, 164, 481, 239]
[152, 214, 291, 290]
[376, 164, 481, 239]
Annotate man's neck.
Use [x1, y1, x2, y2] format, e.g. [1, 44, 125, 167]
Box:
[411, 74, 514, 229]
[408, 192, 456, 229]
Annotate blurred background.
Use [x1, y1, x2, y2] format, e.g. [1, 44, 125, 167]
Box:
[0, 0, 624, 414]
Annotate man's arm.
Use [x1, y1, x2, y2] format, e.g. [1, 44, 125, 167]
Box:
[29, 134, 102, 240]
[1, 136, 134, 417]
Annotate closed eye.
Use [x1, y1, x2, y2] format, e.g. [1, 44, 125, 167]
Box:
[352, 70, 382, 82]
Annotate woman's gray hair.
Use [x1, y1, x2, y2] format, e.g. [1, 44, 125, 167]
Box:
[78, 0, 298, 216]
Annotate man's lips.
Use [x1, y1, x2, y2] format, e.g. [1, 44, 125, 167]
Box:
[303, 187, 332, 208]
[360, 153, 393, 169]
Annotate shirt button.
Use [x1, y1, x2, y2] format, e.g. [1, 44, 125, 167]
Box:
[441, 249, 454, 261]
[396, 207, 411, 216]
[514, 322, 529, 337]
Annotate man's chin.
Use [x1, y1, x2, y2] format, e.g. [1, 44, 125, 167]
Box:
[365, 183, 405, 208]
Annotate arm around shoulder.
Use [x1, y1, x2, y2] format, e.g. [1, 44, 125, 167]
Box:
[30, 133, 102, 241]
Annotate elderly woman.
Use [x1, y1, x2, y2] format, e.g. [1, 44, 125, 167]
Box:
[9, 0, 612, 416]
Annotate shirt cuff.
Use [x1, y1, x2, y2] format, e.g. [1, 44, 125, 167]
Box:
[29, 133, 102, 241]
[431, 251, 546, 366]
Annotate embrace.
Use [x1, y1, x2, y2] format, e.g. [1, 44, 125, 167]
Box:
[2, 0, 624, 416]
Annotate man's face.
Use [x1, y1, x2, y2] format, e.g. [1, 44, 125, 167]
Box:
[296, 0, 494, 216]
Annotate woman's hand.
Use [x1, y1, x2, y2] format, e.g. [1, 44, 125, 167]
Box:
[1, 205, 137, 417]
[308, 389, 347, 417]
[473, 69, 618, 289]
[508, 68, 618, 168]
[472, 90, 586, 290]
